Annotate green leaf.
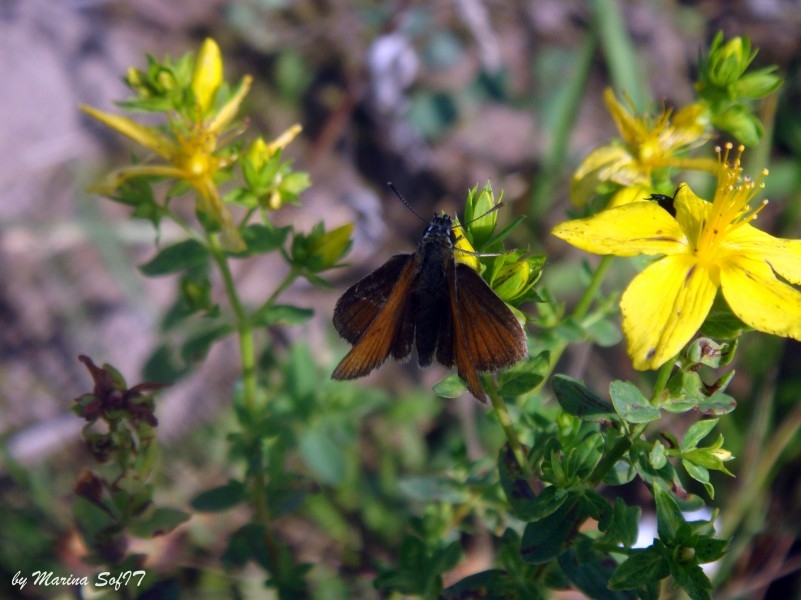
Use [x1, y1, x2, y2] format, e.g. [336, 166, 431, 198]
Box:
[497, 351, 549, 396]
[73, 496, 117, 539]
[191, 480, 247, 512]
[181, 324, 234, 362]
[129, 507, 190, 537]
[654, 484, 685, 543]
[565, 433, 605, 482]
[251, 304, 314, 327]
[610, 380, 661, 423]
[139, 239, 209, 276]
[585, 318, 623, 347]
[221, 523, 267, 570]
[682, 461, 714, 498]
[576, 489, 610, 522]
[608, 547, 670, 590]
[298, 425, 348, 486]
[442, 570, 539, 600]
[551, 375, 616, 422]
[521, 499, 577, 564]
[649, 440, 667, 469]
[695, 537, 729, 564]
[239, 223, 291, 255]
[598, 497, 640, 548]
[398, 475, 468, 504]
[498, 444, 567, 521]
[703, 297, 741, 337]
[558, 548, 621, 600]
[433, 373, 467, 398]
[142, 344, 190, 383]
[697, 391, 737, 416]
[681, 419, 719, 451]
[669, 561, 712, 600]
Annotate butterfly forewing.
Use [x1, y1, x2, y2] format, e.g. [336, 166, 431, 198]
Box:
[333, 254, 412, 345]
[331, 256, 417, 380]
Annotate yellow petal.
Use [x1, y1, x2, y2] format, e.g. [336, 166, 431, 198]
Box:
[621, 255, 718, 370]
[661, 102, 709, 150]
[87, 164, 185, 194]
[193, 177, 245, 252]
[267, 124, 303, 153]
[608, 184, 653, 208]
[673, 183, 711, 242]
[570, 145, 645, 206]
[453, 222, 479, 270]
[720, 256, 801, 339]
[721, 225, 801, 284]
[604, 88, 643, 144]
[207, 74, 253, 134]
[80, 105, 175, 159]
[552, 202, 686, 257]
[191, 38, 223, 112]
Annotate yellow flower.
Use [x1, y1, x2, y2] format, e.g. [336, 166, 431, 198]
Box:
[571, 89, 716, 207]
[553, 144, 801, 370]
[80, 38, 252, 252]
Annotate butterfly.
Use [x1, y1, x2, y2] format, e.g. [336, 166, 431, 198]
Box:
[331, 209, 527, 401]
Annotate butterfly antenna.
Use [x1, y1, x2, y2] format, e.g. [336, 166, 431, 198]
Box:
[387, 182, 428, 224]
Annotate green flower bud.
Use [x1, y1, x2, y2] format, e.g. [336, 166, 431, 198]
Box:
[706, 35, 754, 88]
[294, 223, 353, 272]
[463, 182, 499, 248]
[493, 260, 533, 301]
[491, 255, 544, 303]
[712, 105, 763, 147]
[733, 68, 783, 99]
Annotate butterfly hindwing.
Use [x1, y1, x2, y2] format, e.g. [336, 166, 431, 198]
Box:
[450, 263, 528, 397]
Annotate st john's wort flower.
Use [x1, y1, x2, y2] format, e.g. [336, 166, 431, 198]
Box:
[553, 144, 801, 370]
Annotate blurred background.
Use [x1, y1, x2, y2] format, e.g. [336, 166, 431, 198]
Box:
[3, 0, 801, 597]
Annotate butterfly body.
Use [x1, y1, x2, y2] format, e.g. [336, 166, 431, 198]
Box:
[332, 213, 527, 401]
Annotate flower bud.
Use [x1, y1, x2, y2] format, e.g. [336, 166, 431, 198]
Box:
[191, 38, 223, 113]
[706, 35, 752, 88]
[463, 183, 499, 247]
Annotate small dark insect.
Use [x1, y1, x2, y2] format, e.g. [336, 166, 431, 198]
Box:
[649, 186, 682, 218]
[331, 191, 527, 401]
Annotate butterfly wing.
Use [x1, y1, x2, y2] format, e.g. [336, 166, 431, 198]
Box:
[333, 254, 412, 344]
[448, 263, 528, 400]
[332, 255, 418, 380]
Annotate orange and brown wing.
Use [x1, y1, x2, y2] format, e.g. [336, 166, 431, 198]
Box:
[332, 256, 417, 380]
[333, 255, 412, 345]
[448, 263, 528, 400]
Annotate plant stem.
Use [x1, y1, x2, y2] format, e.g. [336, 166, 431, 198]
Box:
[208, 234, 280, 570]
[651, 360, 674, 402]
[486, 379, 530, 476]
[534, 255, 615, 391]
[572, 255, 614, 322]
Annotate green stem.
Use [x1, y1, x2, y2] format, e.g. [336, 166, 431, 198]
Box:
[209, 236, 259, 415]
[255, 267, 301, 317]
[571, 255, 614, 322]
[535, 256, 615, 389]
[207, 234, 280, 571]
[588, 423, 645, 486]
[650, 360, 674, 402]
[486, 378, 529, 476]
